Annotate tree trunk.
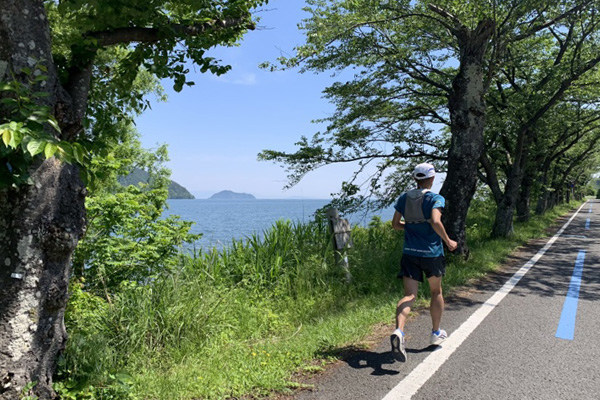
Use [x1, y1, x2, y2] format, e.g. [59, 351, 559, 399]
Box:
[557, 188, 563, 206]
[535, 172, 550, 215]
[485, 143, 528, 236]
[516, 168, 534, 222]
[440, 20, 494, 254]
[0, 2, 87, 399]
[550, 190, 559, 209]
[491, 123, 534, 237]
[0, 162, 85, 400]
[492, 176, 519, 237]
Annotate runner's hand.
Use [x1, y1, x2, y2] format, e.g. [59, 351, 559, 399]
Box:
[446, 239, 458, 252]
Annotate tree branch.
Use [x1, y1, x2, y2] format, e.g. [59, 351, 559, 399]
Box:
[427, 4, 463, 36]
[480, 153, 503, 204]
[88, 17, 254, 47]
[61, 61, 93, 140]
[559, 135, 600, 186]
[523, 53, 600, 134]
[512, 1, 593, 42]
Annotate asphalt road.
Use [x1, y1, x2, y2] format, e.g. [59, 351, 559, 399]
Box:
[291, 200, 600, 400]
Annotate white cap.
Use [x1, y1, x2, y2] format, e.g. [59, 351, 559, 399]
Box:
[413, 163, 435, 180]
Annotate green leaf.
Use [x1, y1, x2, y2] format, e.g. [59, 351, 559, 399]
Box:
[33, 74, 49, 83]
[57, 142, 74, 162]
[46, 116, 61, 133]
[44, 142, 58, 159]
[1, 129, 10, 147]
[26, 139, 46, 156]
[72, 143, 85, 164]
[27, 113, 44, 123]
[8, 129, 23, 148]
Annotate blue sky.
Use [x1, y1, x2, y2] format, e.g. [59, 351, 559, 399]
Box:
[135, 1, 355, 199]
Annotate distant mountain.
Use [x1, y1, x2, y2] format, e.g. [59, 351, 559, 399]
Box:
[210, 190, 256, 200]
[168, 180, 195, 199]
[118, 169, 195, 199]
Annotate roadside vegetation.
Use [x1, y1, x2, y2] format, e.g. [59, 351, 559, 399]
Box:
[4, 2, 600, 399]
[55, 170, 585, 399]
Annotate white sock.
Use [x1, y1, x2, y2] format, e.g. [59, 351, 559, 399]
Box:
[393, 328, 404, 337]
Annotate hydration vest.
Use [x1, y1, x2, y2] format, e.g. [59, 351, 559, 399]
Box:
[403, 188, 431, 224]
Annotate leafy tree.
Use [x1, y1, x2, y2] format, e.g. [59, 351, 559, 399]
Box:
[0, 1, 267, 398]
[553, 135, 600, 202]
[480, 8, 600, 236]
[260, 0, 590, 250]
[56, 132, 200, 398]
[532, 103, 600, 215]
[482, 96, 600, 220]
[72, 133, 200, 301]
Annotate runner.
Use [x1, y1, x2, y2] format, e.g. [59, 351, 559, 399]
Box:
[390, 163, 458, 362]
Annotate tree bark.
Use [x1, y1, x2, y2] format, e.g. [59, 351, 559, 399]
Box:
[0, 1, 259, 397]
[0, 162, 85, 400]
[491, 160, 523, 237]
[515, 149, 540, 223]
[516, 171, 533, 222]
[491, 148, 526, 236]
[440, 20, 494, 253]
[535, 170, 551, 215]
[0, 1, 86, 399]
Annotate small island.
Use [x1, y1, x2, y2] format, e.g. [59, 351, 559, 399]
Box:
[210, 190, 256, 200]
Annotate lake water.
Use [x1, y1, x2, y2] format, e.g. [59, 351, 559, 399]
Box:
[164, 199, 395, 250]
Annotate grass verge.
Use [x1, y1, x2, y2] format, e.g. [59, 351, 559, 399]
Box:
[58, 200, 583, 399]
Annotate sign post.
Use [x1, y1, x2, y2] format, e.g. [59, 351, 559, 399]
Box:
[326, 208, 353, 283]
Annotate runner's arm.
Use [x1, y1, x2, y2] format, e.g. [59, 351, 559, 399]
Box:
[392, 211, 405, 231]
[430, 208, 458, 251]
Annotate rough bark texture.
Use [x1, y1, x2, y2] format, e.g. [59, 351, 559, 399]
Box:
[491, 158, 523, 237]
[491, 124, 535, 237]
[535, 172, 551, 215]
[0, 162, 85, 400]
[439, 20, 494, 253]
[0, 1, 256, 397]
[516, 164, 534, 222]
[0, 1, 86, 398]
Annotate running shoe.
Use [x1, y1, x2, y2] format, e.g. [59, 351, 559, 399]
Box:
[390, 332, 407, 362]
[430, 329, 448, 346]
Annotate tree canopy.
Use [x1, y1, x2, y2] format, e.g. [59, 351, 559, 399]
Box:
[0, 0, 266, 187]
[0, 1, 267, 399]
[260, 0, 600, 240]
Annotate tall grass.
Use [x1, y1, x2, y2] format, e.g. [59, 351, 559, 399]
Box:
[58, 200, 582, 399]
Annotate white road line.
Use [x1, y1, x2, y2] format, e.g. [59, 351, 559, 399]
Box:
[381, 201, 588, 400]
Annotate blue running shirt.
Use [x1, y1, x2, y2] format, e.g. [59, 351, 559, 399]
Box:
[394, 191, 445, 257]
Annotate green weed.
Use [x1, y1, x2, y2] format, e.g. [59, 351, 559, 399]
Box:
[58, 200, 583, 399]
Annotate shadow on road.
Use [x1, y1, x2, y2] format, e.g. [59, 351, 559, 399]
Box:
[317, 346, 399, 376]
[407, 345, 439, 354]
[345, 351, 399, 376]
[445, 202, 600, 305]
[317, 344, 438, 376]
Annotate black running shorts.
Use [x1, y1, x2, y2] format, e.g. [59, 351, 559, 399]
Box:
[398, 254, 446, 282]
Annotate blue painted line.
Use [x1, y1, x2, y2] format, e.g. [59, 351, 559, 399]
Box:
[589, 205, 593, 213]
[556, 251, 586, 340]
[585, 218, 590, 230]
